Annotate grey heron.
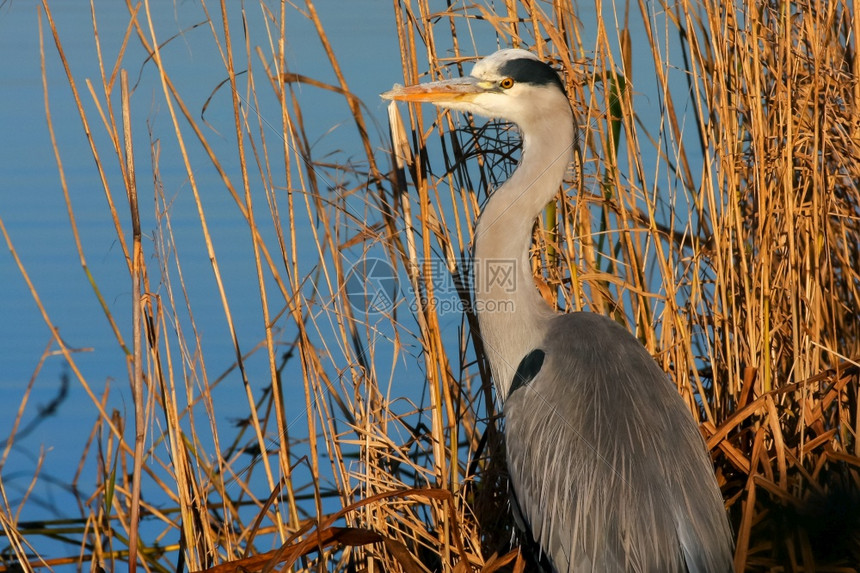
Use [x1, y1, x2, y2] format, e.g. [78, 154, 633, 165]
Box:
[382, 49, 734, 572]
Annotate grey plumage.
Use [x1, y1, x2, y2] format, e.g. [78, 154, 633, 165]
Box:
[383, 48, 734, 572]
[506, 313, 732, 571]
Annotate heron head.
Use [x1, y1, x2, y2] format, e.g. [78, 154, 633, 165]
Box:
[381, 49, 569, 126]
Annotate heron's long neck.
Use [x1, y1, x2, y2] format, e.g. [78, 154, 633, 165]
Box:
[474, 112, 574, 401]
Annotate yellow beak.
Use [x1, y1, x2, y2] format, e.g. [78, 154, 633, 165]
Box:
[381, 76, 487, 104]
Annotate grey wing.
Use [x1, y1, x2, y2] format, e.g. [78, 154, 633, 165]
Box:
[503, 312, 734, 572]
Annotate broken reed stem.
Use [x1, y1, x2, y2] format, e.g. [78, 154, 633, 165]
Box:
[121, 69, 145, 573]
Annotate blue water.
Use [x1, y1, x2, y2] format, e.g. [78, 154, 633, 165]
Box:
[0, 0, 406, 564]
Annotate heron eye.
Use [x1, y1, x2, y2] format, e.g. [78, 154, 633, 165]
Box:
[499, 77, 515, 89]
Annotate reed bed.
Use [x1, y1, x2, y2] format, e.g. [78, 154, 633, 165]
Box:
[1, 0, 858, 571]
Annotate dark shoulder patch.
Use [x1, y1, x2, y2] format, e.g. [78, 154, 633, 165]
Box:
[498, 58, 565, 92]
[508, 348, 545, 398]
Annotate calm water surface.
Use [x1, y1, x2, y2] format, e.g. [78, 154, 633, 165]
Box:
[0, 0, 404, 549]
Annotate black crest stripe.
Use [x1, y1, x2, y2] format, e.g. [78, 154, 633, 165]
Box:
[497, 58, 565, 92]
[508, 348, 545, 398]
